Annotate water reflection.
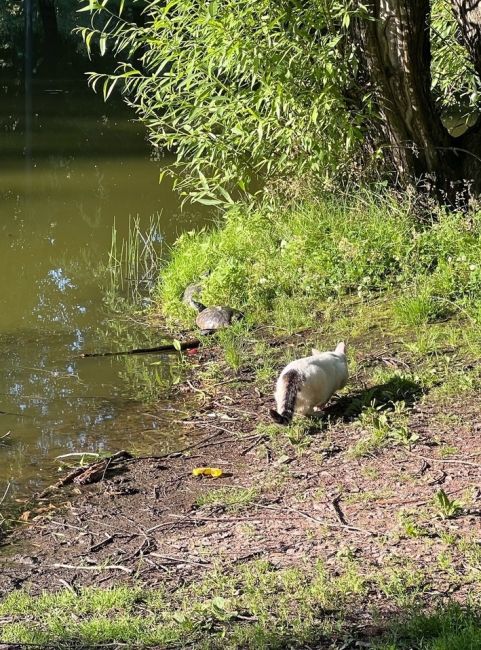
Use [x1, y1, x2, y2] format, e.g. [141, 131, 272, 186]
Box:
[0, 76, 205, 510]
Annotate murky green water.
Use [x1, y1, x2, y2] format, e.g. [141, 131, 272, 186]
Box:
[0, 77, 205, 511]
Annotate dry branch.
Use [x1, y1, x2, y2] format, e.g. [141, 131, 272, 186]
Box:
[79, 339, 200, 357]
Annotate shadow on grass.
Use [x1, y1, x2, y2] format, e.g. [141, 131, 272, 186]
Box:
[324, 375, 424, 422]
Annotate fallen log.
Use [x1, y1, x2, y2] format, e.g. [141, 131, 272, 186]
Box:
[79, 339, 200, 358]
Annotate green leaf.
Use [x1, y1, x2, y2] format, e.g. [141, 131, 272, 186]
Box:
[196, 197, 223, 206]
[208, 1, 218, 18]
[99, 34, 107, 56]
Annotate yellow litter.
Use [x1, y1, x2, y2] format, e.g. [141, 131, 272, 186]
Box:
[192, 467, 223, 478]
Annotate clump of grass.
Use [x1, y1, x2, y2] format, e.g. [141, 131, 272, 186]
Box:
[394, 291, 438, 326]
[433, 489, 462, 520]
[403, 326, 445, 356]
[348, 399, 416, 458]
[216, 321, 251, 371]
[375, 565, 427, 608]
[196, 487, 259, 510]
[107, 214, 162, 310]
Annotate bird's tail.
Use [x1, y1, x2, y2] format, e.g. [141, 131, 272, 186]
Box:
[269, 369, 302, 425]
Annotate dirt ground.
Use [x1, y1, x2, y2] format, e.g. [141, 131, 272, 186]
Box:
[1, 336, 481, 612]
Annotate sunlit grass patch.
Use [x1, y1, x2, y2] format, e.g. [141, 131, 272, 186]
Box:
[2, 558, 481, 649]
[0, 560, 366, 647]
[158, 194, 481, 337]
[157, 194, 415, 328]
[195, 486, 259, 510]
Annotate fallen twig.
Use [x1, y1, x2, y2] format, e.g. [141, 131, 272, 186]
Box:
[51, 563, 132, 574]
[330, 495, 349, 526]
[256, 503, 377, 537]
[405, 450, 481, 469]
[131, 430, 227, 462]
[150, 552, 210, 566]
[90, 535, 115, 553]
[57, 578, 78, 594]
[241, 435, 268, 455]
[79, 339, 201, 358]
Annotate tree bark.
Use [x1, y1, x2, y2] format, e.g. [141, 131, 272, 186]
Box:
[362, 2, 450, 186]
[451, 0, 481, 77]
[360, 0, 481, 205]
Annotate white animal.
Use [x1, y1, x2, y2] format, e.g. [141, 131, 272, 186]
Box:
[270, 342, 348, 425]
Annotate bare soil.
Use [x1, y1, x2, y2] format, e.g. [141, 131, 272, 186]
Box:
[1, 335, 481, 617]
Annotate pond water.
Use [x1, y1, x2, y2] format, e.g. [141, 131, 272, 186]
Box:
[0, 75, 206, 513]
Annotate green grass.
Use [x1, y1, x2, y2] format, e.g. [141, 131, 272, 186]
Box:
[0, 560, 366, 647]
[195, 486, 259, 510]
[2, 560, 481, 649]
[157, 193, 481, 332]
[378, 604, 481, 650]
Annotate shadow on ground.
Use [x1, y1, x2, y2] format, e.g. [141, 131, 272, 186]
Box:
[325, 375, 424, 422]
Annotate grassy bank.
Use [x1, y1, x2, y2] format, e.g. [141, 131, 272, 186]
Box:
[158, 192, 481, 332]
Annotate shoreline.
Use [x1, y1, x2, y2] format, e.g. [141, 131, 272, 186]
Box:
[2, 317, 481, 646]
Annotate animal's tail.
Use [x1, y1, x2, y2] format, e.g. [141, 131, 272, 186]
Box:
[269, 369, 302, 425]
[335, 341, 346, 355]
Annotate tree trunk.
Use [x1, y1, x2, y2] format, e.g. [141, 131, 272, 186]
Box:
[360, 0, 481, 205]
[451, 0, 481, 78]
[449, 0, 481, 194]
[38, 0, 59, 62]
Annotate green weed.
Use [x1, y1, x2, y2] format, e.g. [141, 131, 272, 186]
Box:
[433, 489, 462, 520]
[398, 511, 428, 539]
